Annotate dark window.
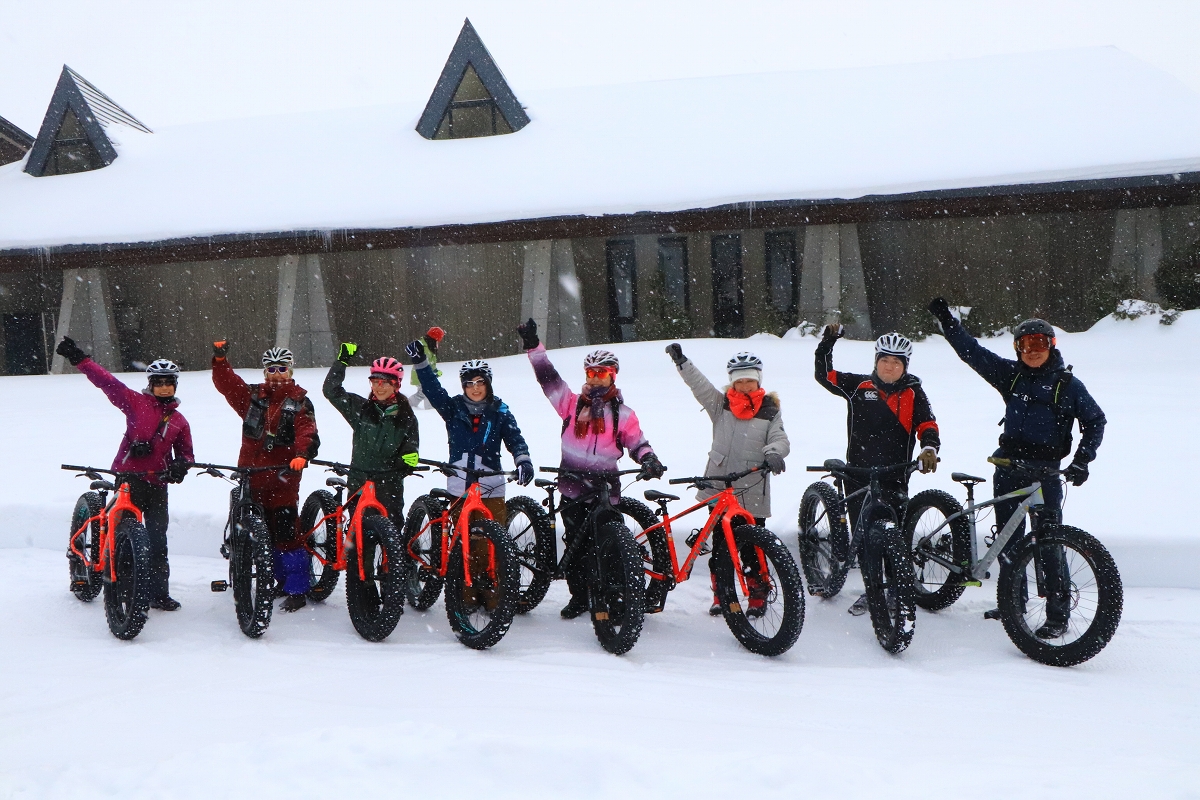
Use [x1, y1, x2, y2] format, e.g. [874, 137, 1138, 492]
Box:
[44, 108, 105, 176]
[765, 231, 798, 321]
[656, 238, 689, 311]
[4, 313, 48, 375]
[711, 234, 744, 338]
[433, 64, 513, 140]
[606, 240, 637, 342]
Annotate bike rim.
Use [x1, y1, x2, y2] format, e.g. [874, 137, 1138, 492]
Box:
[1010, 543, 1101, 647]
[507, 509, 540, 594]
[802, 508, 836, 581]
[309, 523, 330, 587]
[740, 547, 785, 639]
[909, 507, 954, 595]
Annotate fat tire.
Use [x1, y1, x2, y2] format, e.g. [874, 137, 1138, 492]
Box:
[862, 520, 917, 654]
[68, 492, 104, 602]
[797, 481, 851, 598]
[345, 515, 408, 642]
[997, 525, 1123, 667]
[231, 511, 274, 639]
[504, 496, 555, 614]
[301, 490, 341, 602]
[401, 496, 446, 610]
[711, 526, 805, 656]
[103, 518, 151, 640]
[616, 497, 672, 614]
[904, 489, 972, 611]
[443, 519, 520, 650]
[589, 521, 646, 655]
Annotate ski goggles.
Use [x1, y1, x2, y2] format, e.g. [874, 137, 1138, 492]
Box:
[1015, 334, 1053, 354]
[369, 374, 398, 384]
[264, 364, 291, 374]
[585, 366, 616, 380]
[148, 375, 177, 387]
[461, 377, 488, 388]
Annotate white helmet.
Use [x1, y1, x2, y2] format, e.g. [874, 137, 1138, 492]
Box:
[583, 349, 619, 372]
[261, 347, 294, 367]
[726, 351, 763, 384]
[459, 359, 492, 382]
[875, 332, 913, 363]
[146, 358, 180, 377]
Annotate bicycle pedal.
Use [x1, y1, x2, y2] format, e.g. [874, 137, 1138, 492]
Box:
[210, 580, 229, 592]
[961, 580, 982, 588]
[684, 530, 711, 556]
[70, 580, 88, 590]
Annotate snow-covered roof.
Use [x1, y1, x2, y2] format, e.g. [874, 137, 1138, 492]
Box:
[1, 46, 1199, 250]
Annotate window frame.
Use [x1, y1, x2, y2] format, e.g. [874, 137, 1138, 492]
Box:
[605, 239, 638, 342]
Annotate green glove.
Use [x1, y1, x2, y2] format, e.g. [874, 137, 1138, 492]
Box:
[338, 342, 358, 364]
[402, 452, 419, 468]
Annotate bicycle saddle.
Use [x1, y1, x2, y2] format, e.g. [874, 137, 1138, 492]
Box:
[643, 490, 679, 503]
[534, 478, 556, 489]
[89, 480, 115, 492]
[325, 477, 347, 489]
[429, 488, 457, 502]
[951, 472, 986, 485]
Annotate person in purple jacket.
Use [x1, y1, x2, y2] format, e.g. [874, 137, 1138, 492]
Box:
[56, 337, 194, 610]
[516, 318, 665, 619]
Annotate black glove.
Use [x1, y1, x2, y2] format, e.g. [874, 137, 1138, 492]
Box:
[56, 337, 88, 366]
[337, 342, 358, 365]
[821, 323, 844, 342]
[516, 460, 534, 486]
[764, 453, 786, 475]
[665, 343, 686, 367]
[517, 318, 540, 350]
[404, 339, 426, 365]
[213, 340, 229, 358]
[928, 297, 955, 327]
[166, 460, 190, 484]
[638, 452, 665, 480]
[1064, 461, 1089, 486]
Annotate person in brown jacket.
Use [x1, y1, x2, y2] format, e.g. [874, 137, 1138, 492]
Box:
[212, 342, 320, 611]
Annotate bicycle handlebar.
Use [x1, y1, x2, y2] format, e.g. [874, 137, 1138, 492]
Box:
[62, 464, 165, 480]
[538, 467, 643, 478]
[668, 463, 765, 486]
[987, 456, 1065, 475]
[189, 462, 292, 475]
[311, 459, 429, 477]
[805, 459, 917, 477]
[418, 458, 511, 479]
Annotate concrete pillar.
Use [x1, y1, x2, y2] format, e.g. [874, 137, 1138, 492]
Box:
[1110, 208, 1163, 301]
[520, 240, 553, 340]
[51, 268, 121, 373]
[521, 239, 589, 350]
[275, 254, 336, 368]
[799, 224, 872, 338]
[740, 229, 768, 334]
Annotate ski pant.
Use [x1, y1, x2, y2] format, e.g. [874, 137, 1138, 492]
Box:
[127, 479, 171, 603]
[252, 485, 308, 596]
[992, 455, 1069, 623]
[560, 500, 592, 603]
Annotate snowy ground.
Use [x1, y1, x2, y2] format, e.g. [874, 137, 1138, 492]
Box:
[2, 310, 1198, 797]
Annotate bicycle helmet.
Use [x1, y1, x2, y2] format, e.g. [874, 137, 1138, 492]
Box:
[426, 326, 446, 343]
[261, 347, 294, 367]
[726, 351, 763, 384]
[459, 359, 492, 384]
[583, 349, 619, 372]
[875, 332, 913, 364]
[146, 358, 180, 377]
[370, 356, 403, 382]
[1013, 319, 1056, 351]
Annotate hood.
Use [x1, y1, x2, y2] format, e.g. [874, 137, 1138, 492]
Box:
[141, 388, 181, 409]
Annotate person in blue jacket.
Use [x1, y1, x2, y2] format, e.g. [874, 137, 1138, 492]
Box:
[928, 298, 1106, 638]
[404, 342, 533, 517]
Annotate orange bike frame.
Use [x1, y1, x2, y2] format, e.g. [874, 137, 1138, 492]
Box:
[636, 486, 763, 596]
[405, 482, 496, 588]
[304, 479, 390, 581]
[69, 482, 144, 583]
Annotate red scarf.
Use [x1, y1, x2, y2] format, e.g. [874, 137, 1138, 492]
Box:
[575, 384, 620, 438]
[727, 387, 765, 420]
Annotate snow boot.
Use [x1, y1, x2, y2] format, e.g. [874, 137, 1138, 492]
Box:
[708, 573, 721, 616]
[847, 593, 869, 616]
[468, 533, 499, 612]
[746, 572, 771, 619]
[150, 596, 181, 611]
[281, 594, 307, 612]
[560, 595, 589, 619]
[983, 608, 1002, 620]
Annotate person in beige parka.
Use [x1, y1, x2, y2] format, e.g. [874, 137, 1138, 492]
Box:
[666, 344, 790, 614]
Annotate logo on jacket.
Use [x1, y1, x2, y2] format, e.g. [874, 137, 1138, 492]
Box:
[863, 390, 878, 400]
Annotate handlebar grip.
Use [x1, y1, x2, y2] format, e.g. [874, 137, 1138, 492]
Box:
[806, 466, 826, 472]
[667, 477, 690, 485]
[62, 464, 89, 472]
[987, 457, 1011, 467]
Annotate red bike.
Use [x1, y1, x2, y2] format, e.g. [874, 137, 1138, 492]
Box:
[300, 459, 418, 641]
[401, 459, 520, 650]
[63, 464, 154, 640]
[636, 465, 805, 656]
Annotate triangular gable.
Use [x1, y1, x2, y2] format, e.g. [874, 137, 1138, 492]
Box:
[0, 116, 33, 167]
[25, 66, 150, 177]
[416, 19, 530, 140]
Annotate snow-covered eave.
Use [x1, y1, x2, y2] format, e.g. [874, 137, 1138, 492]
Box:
[2, 166, 1198, 272]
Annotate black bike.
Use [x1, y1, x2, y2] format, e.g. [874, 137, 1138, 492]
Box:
[504, 467, 648, 654]
[200, 463, 282, 639]
[799, 460, 919, 653]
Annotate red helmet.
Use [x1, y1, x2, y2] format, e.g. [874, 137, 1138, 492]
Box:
[426, 326, 446, 343]
[370, 356, 403, 382]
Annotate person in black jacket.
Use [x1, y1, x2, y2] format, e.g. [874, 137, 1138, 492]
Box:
[928, 298, 1106, 638]
[815, 324, 940, 615]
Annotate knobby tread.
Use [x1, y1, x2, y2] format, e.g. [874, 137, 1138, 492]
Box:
[68, 492, 104, 602]
[904, 489, 972, 611]
[401, 496, 446, 610]
[616, 496, 672, 614]
[712, 526, 805, 656]
[231, 511, 274, 639]
[443, 519, 520, 650]
[589, 521, 646, 655]
[797, 481, 851, 598]
[345, 515, 407, 642]
[505, 496, 555, 614]
[862, 521, 917, 654]
[104, 519, 151, 640]
[301, 490, 341, 602]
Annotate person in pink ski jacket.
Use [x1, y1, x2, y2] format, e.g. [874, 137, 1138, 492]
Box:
[57, 337, 194, 610]
[516, 318, 665, 618]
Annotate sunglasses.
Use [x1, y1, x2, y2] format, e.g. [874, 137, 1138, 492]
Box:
[462, 378, 488, 388]
[1016, 334, 1053, 354]
[369, 375, 398, 384]
[585, 367, 615, 379]
[264, 365, 291, 374]
[148, 377, 176, 387]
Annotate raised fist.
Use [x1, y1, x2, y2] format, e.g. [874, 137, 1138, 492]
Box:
[517, 318, 540, 350]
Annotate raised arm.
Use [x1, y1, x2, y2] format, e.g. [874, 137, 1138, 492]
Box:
[928, 299, 1014, 393]
[669, 344, 723, 419]
[526, 343, 576, 420]
[212, 344, 251, 417]
[76, 357, 140, 416]
[322, 359, 364, 426]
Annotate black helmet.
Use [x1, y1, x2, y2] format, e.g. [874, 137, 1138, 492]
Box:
[1013, 319, 1056, 352]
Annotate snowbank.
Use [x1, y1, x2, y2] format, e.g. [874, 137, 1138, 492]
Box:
[5, 306, 1196, 587]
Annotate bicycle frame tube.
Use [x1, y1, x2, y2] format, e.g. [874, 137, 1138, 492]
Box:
[639, 487, 757, 592]
[969, 483, 1044, 580]
[452, 482, 496, 589]
[100, 482, 144, 581]
[349, 481, 390, 582]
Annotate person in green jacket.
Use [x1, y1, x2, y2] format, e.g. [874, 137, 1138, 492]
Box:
[408, 326, 445, 410]
[323, 343, 419, 520]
